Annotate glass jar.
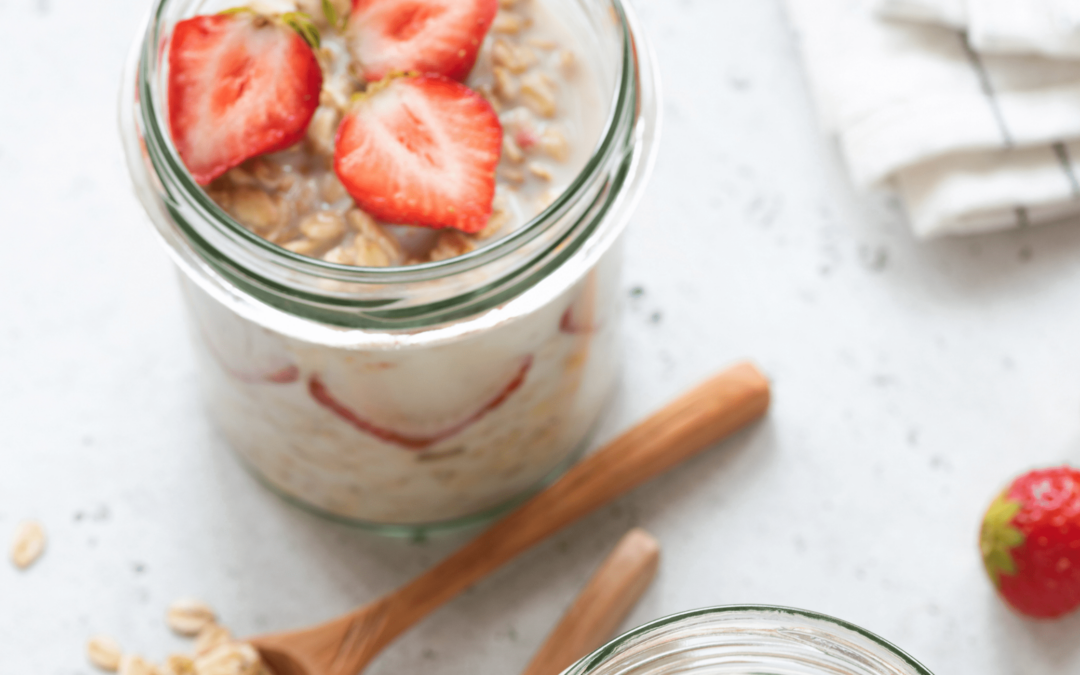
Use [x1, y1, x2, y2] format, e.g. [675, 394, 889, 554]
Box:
[119, 0, 660, 534]
[566, 606, 934, 675]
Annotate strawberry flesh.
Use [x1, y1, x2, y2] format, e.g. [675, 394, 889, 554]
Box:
[333, 74, 502, 232]
[168, 13, 323, 185]
[346, 0, 498, 81]
[981, 466, 1080, 618]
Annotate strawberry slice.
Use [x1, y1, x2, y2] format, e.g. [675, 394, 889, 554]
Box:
[346, 0, 498, 82]
[168, 12, 323, 185]
[333, 74, 502, 232]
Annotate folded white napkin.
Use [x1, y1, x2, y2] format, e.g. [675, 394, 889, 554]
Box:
[877, 0, 1080, 60]
[876, 0, 967, 29]
[786, 0, 1080, 237]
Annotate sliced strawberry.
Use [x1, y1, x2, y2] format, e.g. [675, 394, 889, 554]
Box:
[346, 0, 497, 82]
[168, 13, 323, 185]
[333, 74, 501, 232]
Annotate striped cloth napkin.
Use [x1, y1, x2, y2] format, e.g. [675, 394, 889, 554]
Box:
[877, 0, 1080, 59]
[785, 0, 1080, 238]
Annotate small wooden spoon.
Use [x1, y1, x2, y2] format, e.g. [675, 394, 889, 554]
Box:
[522, 528, 661, 675]
[250, 362, 770, 675]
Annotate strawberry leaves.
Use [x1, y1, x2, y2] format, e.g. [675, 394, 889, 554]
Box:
[281, 12, 321, 49]
[980, 492, 1025, 587]
[216, 7, 321, 49]
[321, 0, 348, 31]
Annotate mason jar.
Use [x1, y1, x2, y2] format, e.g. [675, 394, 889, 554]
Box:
[119, 0, 660, 534]
[567, 606, 934, 675]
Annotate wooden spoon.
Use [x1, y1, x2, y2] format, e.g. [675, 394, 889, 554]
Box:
[522, 528, 661, 675]
[250, 361, 770, 675]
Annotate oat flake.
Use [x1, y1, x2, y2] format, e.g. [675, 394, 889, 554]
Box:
[194, 624, 233, 656]
[193, 643, 261, 675]
[119, 654, 161, 675]
[87, 635, 123, 672]
[10, 520, 46, 569]
[166, 599, 217, 636]
[164, 654, 196, 675]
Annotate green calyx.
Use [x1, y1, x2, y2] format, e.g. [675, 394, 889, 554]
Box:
[980, 492, 1025, 587]
[217, 6, 321, 50]
[281, 12, 321, 49]
[322, 0, 348, 31]
[218, 6, 255, 15]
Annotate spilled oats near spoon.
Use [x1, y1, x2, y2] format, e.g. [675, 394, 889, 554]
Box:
[87, 599, 269, 675]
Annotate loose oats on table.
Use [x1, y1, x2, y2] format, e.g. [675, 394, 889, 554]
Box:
[194, 624, 234, 656]
[10, 519, 46, 569]
[167, 599, 218, 636]
[120, 654, 161, 675]
[88, 600, 269, 675]
[164, 654, 196, 675]
[193, 643, 263, 675]
[87, 635, 124, 672]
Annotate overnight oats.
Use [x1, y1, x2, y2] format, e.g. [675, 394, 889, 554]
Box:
[121, 0, 660, 532]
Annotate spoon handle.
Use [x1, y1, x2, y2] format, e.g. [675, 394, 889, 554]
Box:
[522, 528, 661, 675]
[382, 362, 769, 638]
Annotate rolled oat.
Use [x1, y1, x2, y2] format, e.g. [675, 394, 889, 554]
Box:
[119, 655, 161, 675]
[164, 655, 197, 675]
[87, 635, 123, 672]
[346, 209, 403, 266]
[429, 231, 476, 262]
[299, 211, 347, 248]
[228, 188, 281, 235]
[520, 72, 557, 118]
[493, 66, 520, 101]
[194, 624, 233, 656]
[475, 194, 513, 239]
[166, 599, 217, 637]
[558, 49, 576, 74]
[193, 643, 262, 675]
[528, 162, 554, 181]
[492, 38, 538, 74]
[493, 12, 524, 34]
[539, 127, 570, 162]
[307, 106, 340, 156]
[283, 237, 322, 256]
[10, 520, 46, 569]
[502, 135, 525, 163]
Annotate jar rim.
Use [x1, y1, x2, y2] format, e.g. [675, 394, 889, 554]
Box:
[567, 605, 935, 675]
[133, 0, 644, 286]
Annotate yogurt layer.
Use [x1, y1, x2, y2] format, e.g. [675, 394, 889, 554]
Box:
[184, 251, 621, 525]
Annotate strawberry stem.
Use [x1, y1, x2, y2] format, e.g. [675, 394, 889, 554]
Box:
[217, 6, 255, 15]
[321, 0, 347, 31]
[282, 12, 321, 49]
[980, 492, 1025, 587]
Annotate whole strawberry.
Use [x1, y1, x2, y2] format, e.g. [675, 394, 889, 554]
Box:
[980, 466, 1080, 618]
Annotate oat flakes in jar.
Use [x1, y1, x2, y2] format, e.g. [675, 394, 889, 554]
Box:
[120, 0, 660, 534]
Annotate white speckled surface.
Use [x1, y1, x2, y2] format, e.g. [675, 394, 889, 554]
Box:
[4, 0, 1080, 673]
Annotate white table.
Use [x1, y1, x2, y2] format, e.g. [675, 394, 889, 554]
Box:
[4, 0, 1080, 673]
